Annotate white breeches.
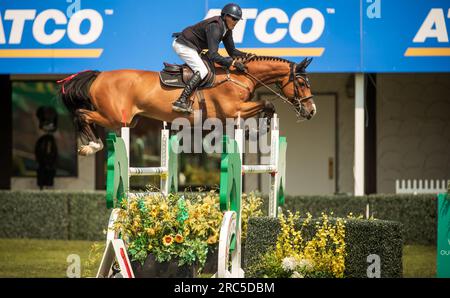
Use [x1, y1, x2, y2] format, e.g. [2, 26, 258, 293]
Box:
[172, 39, 208, 80]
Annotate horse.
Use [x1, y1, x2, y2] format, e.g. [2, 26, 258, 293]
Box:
[57, 55, 316, 156]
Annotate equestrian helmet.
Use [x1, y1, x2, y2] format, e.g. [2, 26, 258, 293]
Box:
[221, 3, 243, 20]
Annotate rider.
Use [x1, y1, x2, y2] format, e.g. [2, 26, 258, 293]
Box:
[171, 3, 250, 113]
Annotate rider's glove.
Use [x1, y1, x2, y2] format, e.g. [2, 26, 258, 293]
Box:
[244, 52, 256, 59]
[233, 61, 247, 72]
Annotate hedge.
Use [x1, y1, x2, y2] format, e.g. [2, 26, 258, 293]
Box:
[281, 194, 436, 245]
[0, 190, 109, 240]
[244, 217, 403, 278]
[0, 191, 438, 245]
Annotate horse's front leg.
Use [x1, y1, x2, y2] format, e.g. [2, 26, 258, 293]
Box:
[240, 100, 275, 129]
[262, 100, 276, 127]
[237, 100, 266, 119]
[237, 100, 270, 138]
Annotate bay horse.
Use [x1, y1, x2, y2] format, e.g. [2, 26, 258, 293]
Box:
[58, 55, 316, 155]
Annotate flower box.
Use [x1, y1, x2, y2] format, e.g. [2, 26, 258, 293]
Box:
[131, 254, 198, 278]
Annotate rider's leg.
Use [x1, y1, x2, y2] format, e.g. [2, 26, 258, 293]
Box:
[172, 40, 208, 113]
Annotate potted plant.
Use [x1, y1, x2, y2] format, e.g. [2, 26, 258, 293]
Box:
[112, 191, 264, 277]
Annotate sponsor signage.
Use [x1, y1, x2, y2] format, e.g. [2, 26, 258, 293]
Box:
[0, 0, 449, 73]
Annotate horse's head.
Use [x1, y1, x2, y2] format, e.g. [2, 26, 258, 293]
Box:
[277, 57, 316, 121]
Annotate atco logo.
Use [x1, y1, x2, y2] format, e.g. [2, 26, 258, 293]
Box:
[413, 8, 449, 43]
[0, 9, 103, 45]
[405, 8, 450, 56]
[206, 8, 327, 57]
[206, 8, 325, 44]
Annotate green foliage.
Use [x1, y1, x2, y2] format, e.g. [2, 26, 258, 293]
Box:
[0, 190, 109, 240]
[247, 212, 346, 278]
[113, 192, 263, 271]
[0, 191, 437, 246]
[244, 216, 403, 278]
[282, 194, 436, 245]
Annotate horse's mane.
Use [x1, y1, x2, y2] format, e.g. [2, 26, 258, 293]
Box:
[245, 55, 292, 64]
[235, 54, 312, 74]
[238, 55, 292, 63]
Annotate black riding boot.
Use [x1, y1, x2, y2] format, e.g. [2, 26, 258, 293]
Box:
[172, 71, 202, 113]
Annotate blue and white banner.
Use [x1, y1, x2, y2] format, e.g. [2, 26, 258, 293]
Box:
[0, 0, 449, 73]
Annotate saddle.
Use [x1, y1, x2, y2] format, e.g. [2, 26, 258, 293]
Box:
[159, 54, 216, 88]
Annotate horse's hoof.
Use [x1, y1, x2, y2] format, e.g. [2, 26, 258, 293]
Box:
[78, 146, 91, 156]
[78, 142, 102, 156]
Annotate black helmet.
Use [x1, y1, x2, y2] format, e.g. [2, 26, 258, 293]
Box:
[221, 3, 243, 20]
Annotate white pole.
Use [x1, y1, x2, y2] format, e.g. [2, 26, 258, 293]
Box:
[232, 115, 244, 278]
[268, 115, 279, 217]
[121, 127, 130, 189]
[160, 127, 169, 195]
[121, 127, 130, 160]
[354, 74, 365, 196]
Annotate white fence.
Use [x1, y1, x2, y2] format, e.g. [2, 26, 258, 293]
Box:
[395, 179, 450, 194]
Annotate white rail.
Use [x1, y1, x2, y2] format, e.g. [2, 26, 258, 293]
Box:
[121, 121, 173, 195]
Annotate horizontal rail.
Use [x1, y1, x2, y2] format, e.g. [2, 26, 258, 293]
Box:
[242, 165, 276, 174]
[127, 192, 163, 198]
[129, 167, 168, 176]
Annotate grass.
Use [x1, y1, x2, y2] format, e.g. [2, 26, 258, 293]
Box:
[0, 239, 103, 278]
[402, 245, 436, 278]
[0, 239, 438, 278]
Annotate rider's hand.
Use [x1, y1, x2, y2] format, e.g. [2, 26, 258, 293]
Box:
[233, 61, 247, 72]
[245, 52, 256, 59]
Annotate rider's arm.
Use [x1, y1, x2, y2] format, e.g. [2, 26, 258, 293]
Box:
[205, 22, 233, 68]
[223, 31, 247, 58]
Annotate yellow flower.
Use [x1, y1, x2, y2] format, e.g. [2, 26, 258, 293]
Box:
[174, 234, 184, 243]
[150, 207, 158, 217]
[207, 232, 218, 244]
[160, 202, 168, 212]
[162, 235, 173, 246]
[146, 228, 156, 236]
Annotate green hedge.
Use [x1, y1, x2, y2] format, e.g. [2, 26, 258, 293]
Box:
[0, 191, 438, 245]
[281, 194, 436, 245]
[244, 217, 403, 278]
[0, 190, 109, 240]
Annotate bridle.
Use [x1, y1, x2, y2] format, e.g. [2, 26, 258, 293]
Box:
[241, 61, 314, 122]
[276, 62, 314, 121]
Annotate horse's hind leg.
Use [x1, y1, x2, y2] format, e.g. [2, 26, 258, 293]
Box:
[76, 109, 120, 156]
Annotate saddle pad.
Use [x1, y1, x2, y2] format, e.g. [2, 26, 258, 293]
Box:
[159, 69, 215, 89]
[159, 71, 185, 88]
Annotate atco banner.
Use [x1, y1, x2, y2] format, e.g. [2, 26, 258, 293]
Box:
[0, 0, 449, 73]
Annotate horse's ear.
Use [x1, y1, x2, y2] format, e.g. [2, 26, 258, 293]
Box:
[304, 57, 313, 69]
[296, 57, 313, 73]
[297, 58, 307, 69]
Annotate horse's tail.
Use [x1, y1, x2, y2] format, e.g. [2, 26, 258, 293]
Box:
[57, 70, 101, 140]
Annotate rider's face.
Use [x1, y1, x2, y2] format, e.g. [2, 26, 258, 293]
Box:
[225, 15, 239, 30]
